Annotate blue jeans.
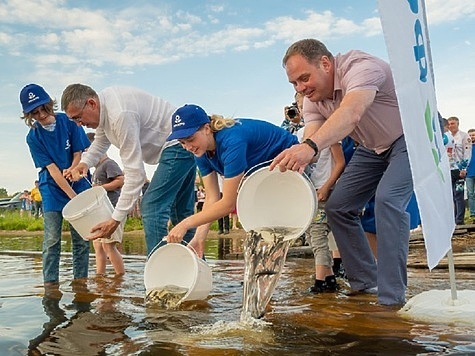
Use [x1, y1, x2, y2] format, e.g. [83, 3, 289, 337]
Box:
[326, 136, 413, 305]
[451, 173, 466, 225]
[141, 144, 196, 256]
[43, 211, 90, 283]
[466, 177, 475, 217]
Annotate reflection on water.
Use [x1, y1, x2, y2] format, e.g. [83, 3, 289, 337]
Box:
[1, 235, 475, 354]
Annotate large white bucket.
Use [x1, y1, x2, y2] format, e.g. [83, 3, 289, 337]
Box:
[144, 243, 213, 303]
[62, 186, 122, 241]
[237, 166, 316, 241]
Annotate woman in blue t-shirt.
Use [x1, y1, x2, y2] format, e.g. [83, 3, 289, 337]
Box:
[165, 104, 299, 256]
[19, 83, 91, 286]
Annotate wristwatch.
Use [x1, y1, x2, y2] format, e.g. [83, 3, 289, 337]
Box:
[303, 138, 319, 157]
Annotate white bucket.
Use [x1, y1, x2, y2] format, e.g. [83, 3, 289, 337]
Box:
[62, 186, 122, 241]
[237, 166, 316, 241]
[144, 243, 213, 303]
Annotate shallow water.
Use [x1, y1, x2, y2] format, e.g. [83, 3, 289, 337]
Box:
[1, 235, 475, 355]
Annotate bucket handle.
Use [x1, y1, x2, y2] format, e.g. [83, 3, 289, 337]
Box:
[147, 238, 200, 260]
[70, 173, 93, 189]
[237, 159, 273, 192]
[237, 160, 314, 192]
[79, 174, 93, 187]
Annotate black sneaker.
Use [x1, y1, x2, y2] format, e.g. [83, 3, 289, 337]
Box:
[324, 275, 338, 292]
[309, 276, 339, 294]
[309, 279, 326, 294]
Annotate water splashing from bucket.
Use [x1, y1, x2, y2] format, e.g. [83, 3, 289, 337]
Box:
[241, 228, 291, 320]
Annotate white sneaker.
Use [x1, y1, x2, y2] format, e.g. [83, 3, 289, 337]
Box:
[362, 286, 378, 294]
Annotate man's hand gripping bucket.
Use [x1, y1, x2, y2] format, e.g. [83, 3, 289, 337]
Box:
[62, 184, 123, 242]
[236, 163, 316, 241]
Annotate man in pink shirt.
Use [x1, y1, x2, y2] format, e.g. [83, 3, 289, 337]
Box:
[271, 39, 413, 306]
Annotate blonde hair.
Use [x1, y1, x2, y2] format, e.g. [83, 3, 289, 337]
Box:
[20, 99, 58, 128]
[209, 114, 236, 132]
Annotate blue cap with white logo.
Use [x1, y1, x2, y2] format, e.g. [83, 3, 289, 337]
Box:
[19, 84, 52, 114]
[166, 104, 210, 141]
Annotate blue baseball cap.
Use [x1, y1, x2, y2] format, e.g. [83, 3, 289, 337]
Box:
[20, 84, 52, 114]
[167, 104, 210, 141]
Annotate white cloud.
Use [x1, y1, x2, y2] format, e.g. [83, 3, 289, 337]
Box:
[265, 10, 382, 44]
[426, 0, 475, 24]
[37, 33, 61, 49]
[0, 1, 387, 74]
[208, 4, 224, 13]
[2, 0, 469, 78]
[0, 31, 13, 45]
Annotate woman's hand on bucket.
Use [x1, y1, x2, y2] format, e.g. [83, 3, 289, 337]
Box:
[165, 223, 188, 244]
[188, 238, 204, 259]
[87, 219, 120, 240]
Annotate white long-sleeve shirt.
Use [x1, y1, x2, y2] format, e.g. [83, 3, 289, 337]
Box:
[81, 86, 178, 221]
[452, 129, 472, 170]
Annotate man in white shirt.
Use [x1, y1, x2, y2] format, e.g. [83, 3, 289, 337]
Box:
[62, 84, 196, 255]
[447, 116, 471, 225]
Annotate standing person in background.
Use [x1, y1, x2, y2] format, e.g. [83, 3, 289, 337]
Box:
[444, 118, 458, 219]
[465, 129, 475, 223]
[230, 208, 240, 230]
[86, 132, 125, 276]
[307, 142, 345, 293]
[281, 92, 308, 247]
[196, 186, 206, 212]
[19, 84, 91, 287]
[447, 116, 471, 225]
[271, 39, 413, 306]
[30, 180, 43, 218]
[61, 84, 196, 256]
[216, 175, 230, 235]
[281, 92, 305, 134]
[19, 190, 32, 217]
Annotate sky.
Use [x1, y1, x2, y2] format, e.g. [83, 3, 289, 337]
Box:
[0, 0, 474, 195]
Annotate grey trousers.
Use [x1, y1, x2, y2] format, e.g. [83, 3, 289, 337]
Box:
[326, 135, 413, 305]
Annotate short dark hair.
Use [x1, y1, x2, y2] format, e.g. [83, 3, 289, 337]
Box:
[283, 39, 333, 67]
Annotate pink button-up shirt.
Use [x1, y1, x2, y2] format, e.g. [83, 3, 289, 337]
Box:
[303, 50, 403, 154]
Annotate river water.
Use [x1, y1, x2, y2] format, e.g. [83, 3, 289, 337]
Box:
[1, 234, 475, 355]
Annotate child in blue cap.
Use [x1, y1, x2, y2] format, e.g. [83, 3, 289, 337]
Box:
[19, 84, 91, 287]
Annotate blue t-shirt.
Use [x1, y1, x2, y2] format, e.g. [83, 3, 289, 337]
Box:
[196, 119, 299, 178]
[467, 145, 475, 178]
[26, 113, 91, 212]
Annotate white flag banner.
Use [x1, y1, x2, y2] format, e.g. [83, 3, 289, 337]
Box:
[377, 0, 454, 269]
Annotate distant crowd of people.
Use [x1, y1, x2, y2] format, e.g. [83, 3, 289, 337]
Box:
[17, 37, 462, 308]
[18, 180, 43, 218]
